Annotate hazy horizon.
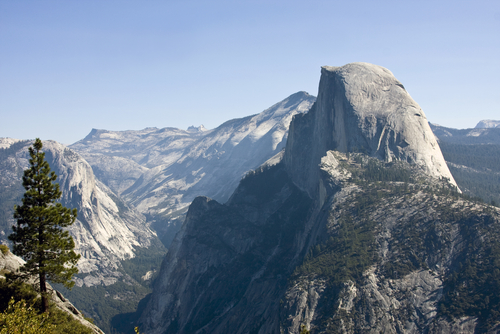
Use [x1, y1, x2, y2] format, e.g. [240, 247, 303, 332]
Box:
[1, 0, 499, 145]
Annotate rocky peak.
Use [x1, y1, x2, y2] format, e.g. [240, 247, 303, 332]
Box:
[187, 125, 208, 132]
[475, 119, 500, 128]
[284, 62, 457, 197]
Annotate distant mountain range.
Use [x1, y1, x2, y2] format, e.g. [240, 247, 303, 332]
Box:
[136, 63, 500, 334]
[0, 139, 159, 285]
[429, 123, 500, 206]
[0, 92, 315, 332]
[1, 63, 499, 333]
[475, 119, 500, 129]
[430, 123, 500, 145]
[69, 91, 315, 246]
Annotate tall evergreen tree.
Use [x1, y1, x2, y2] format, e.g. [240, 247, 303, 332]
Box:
[9, 138, 80, 312]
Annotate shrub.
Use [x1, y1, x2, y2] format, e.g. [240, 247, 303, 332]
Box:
[0, 297, 55, 334]
[0, 245, 8, 255]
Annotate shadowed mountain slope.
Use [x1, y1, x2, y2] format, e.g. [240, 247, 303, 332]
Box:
[138, 63, 500, 334]
[70, 92, 315, 246]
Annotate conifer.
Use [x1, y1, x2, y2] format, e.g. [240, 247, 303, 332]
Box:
[9, 138, 80, 312]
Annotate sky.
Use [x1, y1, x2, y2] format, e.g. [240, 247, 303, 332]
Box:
[1, 0, 499, 145]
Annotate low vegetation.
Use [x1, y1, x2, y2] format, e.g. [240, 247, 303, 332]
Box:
[0, 278, 94, 334]
[0, 298, 55, 334]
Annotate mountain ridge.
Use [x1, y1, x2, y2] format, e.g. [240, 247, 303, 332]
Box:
[137, 63, 500, 334]
[0, 139, 160, 285]
[70, 91, 316, 246]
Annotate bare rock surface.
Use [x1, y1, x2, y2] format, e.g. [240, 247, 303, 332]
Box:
[476, 120, 500, 129]
[138, 63, 500, 334]
[285, 63, 457, 197]
[70, 92, 315, 246]
[0, 139, 160, 286]
[70, 92, 315, 215]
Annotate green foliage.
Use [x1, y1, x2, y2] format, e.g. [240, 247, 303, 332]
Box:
[439, 142, 500, 173]
[289, 152, 500, 332]
[0, 245, 8, 255]
[56, 244, 165, 334]
[166, 164, 314, 334]
[294, 188, 378, 312]
[447, 165, 500, 206]
[352, 158, 413, 183]
[296, 215, 375, 281]
[0, 298, 55, 334]
[120, 246, 166, 287]
[46, 307, 94, 334]
[8, 138, 80, 311]
[0, 279, 94, 334]
[0, 279, 40, 311]
[299, 324, 310, 334]
[56, 280, 151, 334]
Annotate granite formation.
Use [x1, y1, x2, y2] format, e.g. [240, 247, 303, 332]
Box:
[284, 63, 457, 197]
[70, 92, 315, 245]
[137, 63, 500, 334]
[475, 120, 500, 129]
[0, 139, 160, 286]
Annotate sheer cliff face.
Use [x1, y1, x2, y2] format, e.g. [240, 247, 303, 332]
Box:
[284, 63, 457, 197]
[138, 63, 500, 334]
[0, 140, 159, 286]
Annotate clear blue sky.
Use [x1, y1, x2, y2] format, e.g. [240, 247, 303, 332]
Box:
[1, 0, 499, 145]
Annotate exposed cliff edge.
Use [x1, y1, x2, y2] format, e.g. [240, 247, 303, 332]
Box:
[138, 63, 500, 334]
[284, 63, 457, 197]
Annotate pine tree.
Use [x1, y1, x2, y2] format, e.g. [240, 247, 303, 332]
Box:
[9, 138, 80, 313]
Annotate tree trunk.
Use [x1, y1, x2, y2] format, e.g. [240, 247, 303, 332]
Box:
[40, 271, 49, 313]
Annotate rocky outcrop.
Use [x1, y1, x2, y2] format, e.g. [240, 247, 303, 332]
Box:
[281, 152, 499, 333]
[72, 92, 314, 213]
[71, 92, 314, 214]
[138, 63, 500, 334]
[140, 151, 500, 333]
[0, 248, 104, 334]
[284, 63, 457, 197]
[139, 165, 315, 333]
[476, 120, 500, 129]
